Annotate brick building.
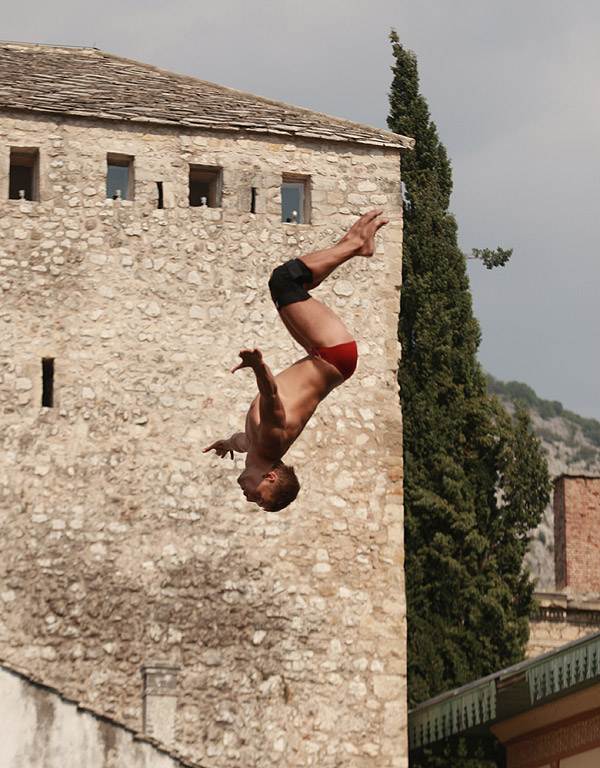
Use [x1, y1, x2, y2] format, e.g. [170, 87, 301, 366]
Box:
[0, 42, 411, 768]
[529, 475, 600, 657]
[409, 481, 600, 766]
[554, 474, 600, 593]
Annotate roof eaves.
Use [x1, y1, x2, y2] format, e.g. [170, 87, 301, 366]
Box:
[3, 103, 408, 149]
[409, 677, 496, 750]
[525, 631, 600, 705]
[408, 630, 600, 750]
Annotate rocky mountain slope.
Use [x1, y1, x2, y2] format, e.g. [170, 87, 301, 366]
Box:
[487, 376, 600, 590]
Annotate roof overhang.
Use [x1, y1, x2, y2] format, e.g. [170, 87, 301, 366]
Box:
[408, 630, 600, 751]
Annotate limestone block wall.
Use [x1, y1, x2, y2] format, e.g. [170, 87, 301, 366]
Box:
[528, 607, 600, 658]
[0, 112, 406, 768]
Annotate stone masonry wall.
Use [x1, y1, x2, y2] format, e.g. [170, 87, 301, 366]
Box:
[0, 112, 406, 768]
[554, 476, 600, 593]
[528, 606, 600, 658]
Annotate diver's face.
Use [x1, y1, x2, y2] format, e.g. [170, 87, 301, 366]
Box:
[237, 470, 275, 508]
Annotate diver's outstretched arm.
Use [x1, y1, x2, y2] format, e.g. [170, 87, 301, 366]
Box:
[203, 432, 248, 459]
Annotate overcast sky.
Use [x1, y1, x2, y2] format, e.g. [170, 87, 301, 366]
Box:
[5, 0, 600, 419]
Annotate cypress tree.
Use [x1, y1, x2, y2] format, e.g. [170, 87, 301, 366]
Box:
[387, 30, 551, 710]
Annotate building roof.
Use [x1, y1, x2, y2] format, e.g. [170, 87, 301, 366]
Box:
[0, 657, 205, 768]
[408, 629, 600, 751]
[553, 472, 600, 482]
[0, 42, 413, 151]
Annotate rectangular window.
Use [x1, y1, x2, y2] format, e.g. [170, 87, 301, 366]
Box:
[281, 175, 310, 223]
[9, 147, 39, 201]
[106, 154, 133, 200]
[189, 165, 221, 207]
[42, 358, 54, 408]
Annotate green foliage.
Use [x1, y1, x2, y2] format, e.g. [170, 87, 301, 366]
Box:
[487, 373, 600, 448]
[565, 412, 600, 447]
[486, 375, 563, 419]
[468, 246, 513, 270]
[534, 427, 558, 445]
[412, 735, 506, 768]
[569, 444, 599, 469]
[387, 29, 551, 732]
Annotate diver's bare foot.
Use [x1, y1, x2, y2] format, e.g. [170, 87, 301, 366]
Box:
[339, 209, 389, 257]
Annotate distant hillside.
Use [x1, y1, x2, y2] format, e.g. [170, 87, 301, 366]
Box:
[487, 375, 600, 590]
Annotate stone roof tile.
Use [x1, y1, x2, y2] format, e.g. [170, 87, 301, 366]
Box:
[0, 42, 413, 151]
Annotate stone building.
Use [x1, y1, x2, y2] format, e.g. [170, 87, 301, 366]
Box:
[0, 659, 199, 768]
[528, 475, 600, 658]
[0, 43, 412, 767]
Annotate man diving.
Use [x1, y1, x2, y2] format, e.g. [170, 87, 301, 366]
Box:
[203, 210, 389, 511]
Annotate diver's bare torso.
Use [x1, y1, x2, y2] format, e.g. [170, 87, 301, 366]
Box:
[245, 355, 344, 461]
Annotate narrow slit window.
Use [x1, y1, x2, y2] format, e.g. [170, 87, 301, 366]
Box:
[42, 358, 54, 408]
[189, 165, 221, 207]
[9, 147, 39, 201]
[250, 187, 257, 214]
[281, 175, 310, 223]
[157, 181, 164, 209]
[107, 154, 134, 200]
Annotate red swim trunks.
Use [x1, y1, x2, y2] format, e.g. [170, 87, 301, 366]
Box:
[310, 340, 358, 381]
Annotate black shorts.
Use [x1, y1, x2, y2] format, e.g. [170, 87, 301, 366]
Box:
[268, 259, 314, 309]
